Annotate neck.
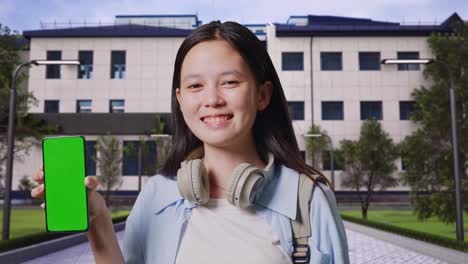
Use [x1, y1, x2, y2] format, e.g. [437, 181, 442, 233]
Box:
[202, 138, 266, 198]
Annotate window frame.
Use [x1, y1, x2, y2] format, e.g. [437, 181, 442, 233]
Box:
[109, 99, 125, 113]
[282, 52, 304, 71]
[46, 50, 62, 79]
[111, 50, 126, 79]
[85, 140, 97, 175]
[399, 101, 416, 120]
[44, 100, 59, 113]
[78, 50, 94, 79]
[322, 101, 344, 120]
[397, 51, 420, 71]
[359, 52, 381, 71]
[287, 101, 305, 120]
[320, 52, 342, 71]
[360, 101, 383, 120]
[77, 99, 92, 113]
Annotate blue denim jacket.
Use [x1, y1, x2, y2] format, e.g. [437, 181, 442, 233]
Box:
[122, 163, 350, 264]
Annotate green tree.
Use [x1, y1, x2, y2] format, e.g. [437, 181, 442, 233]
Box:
[0, 24, 58, 191]
[18, 175, 36, 204]
[339, 119, 399, 220]
[151, 114, 172, 173]
[400, 22, 468, 223]
[304, 125, 329, 168]
[95, 134, 123, 207]
[17, 175, 36, 192]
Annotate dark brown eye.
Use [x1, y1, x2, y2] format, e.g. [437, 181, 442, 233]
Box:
[187, 83, 202, 89]
[223, 80, 239, 86]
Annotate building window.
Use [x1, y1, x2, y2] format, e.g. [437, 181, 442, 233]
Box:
[282, 52, 304, 71]
[400, 151, 408, 171]
[85, 140, 97, 176]
[123, 141, 157, 176]
[322, 150, 342, 170]
[77, 100, 92, 113]
[44, 100, 59, 113]
[397, 52, 420, 71]
[322, 101, 344, 120]
[109, 100, 125, 113]
[111, 50, 126, 79]
[320, 52, 342, 71]
[401, 157, 407, 171]
[287, 101, 304, 120]
[359, 52, 381, 71]
[46, 51, 61, 79]
[400, 101, 416, 120]
[78, 51, 93, 79]
[360, 101, 383, 120]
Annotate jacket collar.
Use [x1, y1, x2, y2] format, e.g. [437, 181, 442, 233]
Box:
[254, 163, 299, 220]
[153, 162, 299, 220]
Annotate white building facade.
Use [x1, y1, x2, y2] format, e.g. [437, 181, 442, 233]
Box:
[10, 14, 462, 196]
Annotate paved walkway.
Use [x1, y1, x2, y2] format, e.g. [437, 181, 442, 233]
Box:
[23, 222, 465, 264]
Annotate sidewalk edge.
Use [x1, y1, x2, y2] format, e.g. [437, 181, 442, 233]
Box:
[0, 222, 126, 264]
[344, 220, 468, 264]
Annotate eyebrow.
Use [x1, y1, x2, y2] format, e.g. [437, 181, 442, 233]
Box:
[182, 70, 244, 82]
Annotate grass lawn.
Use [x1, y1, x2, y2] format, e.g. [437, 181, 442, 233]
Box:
[341, 210, 468, 240]
[0, 208, 130, 239]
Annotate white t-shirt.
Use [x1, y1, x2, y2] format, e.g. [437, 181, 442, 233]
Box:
[175, 198, 293, 264]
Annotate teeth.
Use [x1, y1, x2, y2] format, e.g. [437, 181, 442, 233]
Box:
[203, 115, 230, 123]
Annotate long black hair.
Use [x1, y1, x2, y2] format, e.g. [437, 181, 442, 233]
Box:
[159, 20, 330, 188]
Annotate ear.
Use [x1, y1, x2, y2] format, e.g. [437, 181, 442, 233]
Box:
[257, 81, 273, 111]
[176, 88, 181, 105]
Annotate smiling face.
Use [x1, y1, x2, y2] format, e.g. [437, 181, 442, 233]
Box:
[176, 39, 272, 149]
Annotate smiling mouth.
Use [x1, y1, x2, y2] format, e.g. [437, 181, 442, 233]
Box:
[201, 114, 234, 124]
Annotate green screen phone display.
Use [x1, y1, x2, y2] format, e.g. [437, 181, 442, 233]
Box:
[42, 136, 89, 232]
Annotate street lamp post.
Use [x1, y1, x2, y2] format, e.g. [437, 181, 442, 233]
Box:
[137, 142, 143, 193]
[382, 58, 464, 241]
[303, 133, 335, 187]
[2, 60, 80, 240]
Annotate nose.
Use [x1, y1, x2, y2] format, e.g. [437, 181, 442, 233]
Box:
[204, 85, 225, 107]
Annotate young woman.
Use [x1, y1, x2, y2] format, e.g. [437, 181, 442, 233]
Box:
[32, 21, 349, 264]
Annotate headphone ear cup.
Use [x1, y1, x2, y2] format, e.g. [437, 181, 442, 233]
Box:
[226, 164, 264, 208]
[177, 159, 210, 205]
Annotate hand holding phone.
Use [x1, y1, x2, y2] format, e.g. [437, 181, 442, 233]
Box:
[33, 137, 124, 262]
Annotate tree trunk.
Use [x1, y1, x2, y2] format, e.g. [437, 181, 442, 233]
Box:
[362, 205, 368, 220]
[105, 181, 111, 208]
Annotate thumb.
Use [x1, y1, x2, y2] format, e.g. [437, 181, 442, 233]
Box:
[85, 176, 99, 191]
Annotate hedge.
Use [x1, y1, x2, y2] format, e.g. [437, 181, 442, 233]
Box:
[341, 214, 468, 252]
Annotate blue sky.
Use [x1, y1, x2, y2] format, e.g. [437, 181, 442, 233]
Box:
[1, 0, 467, 32]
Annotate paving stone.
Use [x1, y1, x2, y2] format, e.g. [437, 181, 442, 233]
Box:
[23, 227, 450, 264]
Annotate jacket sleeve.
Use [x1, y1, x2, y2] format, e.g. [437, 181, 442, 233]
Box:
[308, 183, 350, 264]
[122, 178, 156, 263]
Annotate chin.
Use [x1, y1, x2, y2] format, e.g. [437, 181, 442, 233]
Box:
[200, 135, 235, 147]
[193, 131, 238, 148]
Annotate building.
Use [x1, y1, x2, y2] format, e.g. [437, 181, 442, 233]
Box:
[10, 13, 462, 197]
[266, 14, 460, 191]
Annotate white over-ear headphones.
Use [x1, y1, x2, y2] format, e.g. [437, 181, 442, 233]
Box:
[176, 152, 275, 208]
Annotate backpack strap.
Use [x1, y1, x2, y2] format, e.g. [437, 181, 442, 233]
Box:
[291, 173, 316, 264]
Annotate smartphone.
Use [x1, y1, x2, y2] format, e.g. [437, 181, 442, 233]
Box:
[42, 136, 89, 232]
